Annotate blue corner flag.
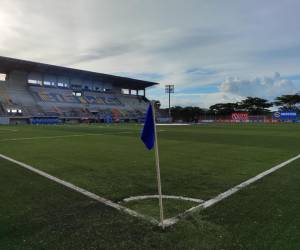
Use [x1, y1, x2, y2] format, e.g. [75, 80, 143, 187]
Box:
[141, 104, 155, 150]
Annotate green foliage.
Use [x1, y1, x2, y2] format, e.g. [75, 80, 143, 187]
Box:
[209, 103, 238, 115]
[161, 106, 206, 122]
[238, 97, 273, 115]
[162, 97, 275, 120]
[274, 94, 300, 111]
[209, 97, 273, 116]
[161, 93, 300, 120]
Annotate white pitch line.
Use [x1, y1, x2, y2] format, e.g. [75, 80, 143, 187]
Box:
[0, 130, 166, 142]
[157, 123, 190, 126]
[0, 131, 134, 142]
[0, 153, 159, 226]
[0, 134, 96, 142]
[122, 195, 203, 203]
[163, 153, 300, 227]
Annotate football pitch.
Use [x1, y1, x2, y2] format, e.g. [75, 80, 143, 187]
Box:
[0, 123, 300, 249]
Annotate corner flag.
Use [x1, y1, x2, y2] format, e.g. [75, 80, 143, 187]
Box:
[141, 104, 155, 150]
[140, 102, 165, 228]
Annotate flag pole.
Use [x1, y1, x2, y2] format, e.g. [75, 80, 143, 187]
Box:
[151, 102, 165, 229]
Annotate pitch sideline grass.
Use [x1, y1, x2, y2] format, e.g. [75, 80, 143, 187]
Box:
[1, 151, 299, 249]
[0, 123, 300, 249]
[1, 149, 299, 228]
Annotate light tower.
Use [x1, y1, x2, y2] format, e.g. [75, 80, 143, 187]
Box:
[165, 84, 174, 122]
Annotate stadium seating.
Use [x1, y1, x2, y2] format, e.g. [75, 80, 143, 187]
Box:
[0, 83, 149, 122]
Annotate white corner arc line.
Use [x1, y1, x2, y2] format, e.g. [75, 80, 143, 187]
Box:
[163, 153, 300, 227]
[122, 195, 203, 203]
[0, 153, 158, 226]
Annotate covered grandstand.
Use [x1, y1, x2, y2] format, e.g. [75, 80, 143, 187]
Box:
[0, 56, 158, 124]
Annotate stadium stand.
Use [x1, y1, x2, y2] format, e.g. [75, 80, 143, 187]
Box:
[0, 56, 158, 124]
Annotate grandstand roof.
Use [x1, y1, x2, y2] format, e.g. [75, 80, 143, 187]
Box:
[0, 56, 158, 89]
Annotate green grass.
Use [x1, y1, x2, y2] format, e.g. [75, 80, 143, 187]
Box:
[0, 123, 299, 249]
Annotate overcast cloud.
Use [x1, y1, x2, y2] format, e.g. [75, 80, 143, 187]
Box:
[0, 0, 300, 107]
[220, 73, 296, 98]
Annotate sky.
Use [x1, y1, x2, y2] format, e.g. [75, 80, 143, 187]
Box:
[0, 0, 300, 108]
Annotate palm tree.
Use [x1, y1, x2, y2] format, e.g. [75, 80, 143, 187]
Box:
[209, 103, 238, 116]
[274, 94, 300, 111]
[238, 97, 273, 115]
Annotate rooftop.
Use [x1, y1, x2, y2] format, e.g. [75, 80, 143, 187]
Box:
[0, 56, 159, 90]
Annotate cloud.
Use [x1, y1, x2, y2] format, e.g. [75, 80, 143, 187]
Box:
[172, 92, 243, 107]
[185, 67, 219, 76]
[220, 73, 297, 99]
[1, 0, 300, 107]
[64, 41, 141, 65]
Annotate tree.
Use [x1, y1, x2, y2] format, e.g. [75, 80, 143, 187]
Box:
[209, 103, 237, 116]
[274, 94, 300, 111]
[170, 106, 183, 121]
[238, 97, 273, 115]
[162, 106, 205, 122]
[180, 107, 205, 122]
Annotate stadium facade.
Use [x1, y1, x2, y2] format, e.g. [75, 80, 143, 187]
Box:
[0, 56, 158, 124]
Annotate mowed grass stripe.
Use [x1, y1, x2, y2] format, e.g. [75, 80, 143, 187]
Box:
[0, 153, 158, 225]
[0, 124, 140, 141]
[163, 153, 300, 226]
[1, 152, 299, 249]
[0, 124, 299, 202]
[202, 158, 300, 250]
[0, 134, 291, 201]
[1, 123, 300, 249]
[0, 131, 135, 142]
[0, 159, 158, 250]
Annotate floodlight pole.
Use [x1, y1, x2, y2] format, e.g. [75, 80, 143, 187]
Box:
[165, 85, 174, 123]
[151, 102, 165, 229]
[168, 90, 171, 119]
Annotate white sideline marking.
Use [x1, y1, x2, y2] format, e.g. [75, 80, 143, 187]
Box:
[0, 131, 133, 142]
[0, 153, 158, 225]
[0, 130, 166, 142]
[163, 153, 300, 227]
[122, 195, 203, 203]
[157, 123, 190, 126]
